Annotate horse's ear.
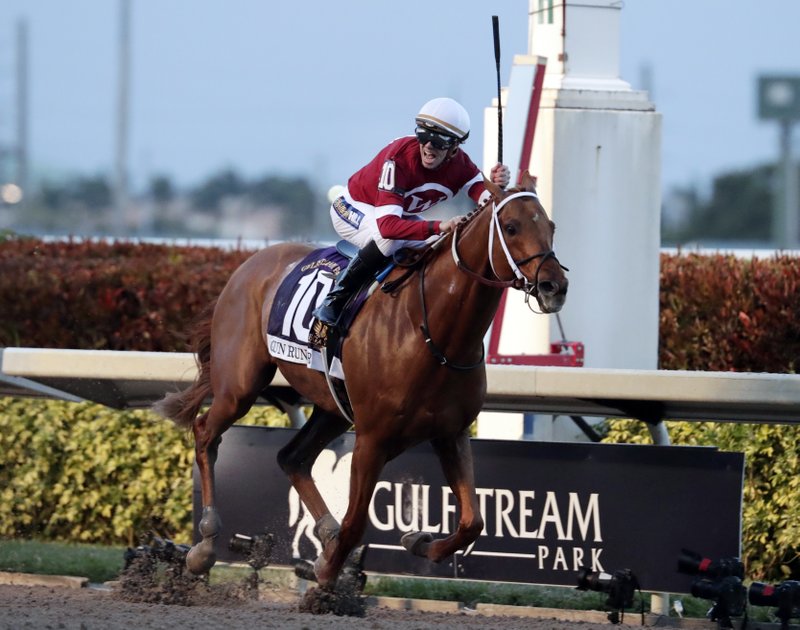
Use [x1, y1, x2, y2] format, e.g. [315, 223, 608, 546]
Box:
[484, 177, 503, 198]
[519, 170, 538, 192]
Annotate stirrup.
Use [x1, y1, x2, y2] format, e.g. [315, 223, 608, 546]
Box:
[308, 318, 330, 349]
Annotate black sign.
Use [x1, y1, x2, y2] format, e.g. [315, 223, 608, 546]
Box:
[194, 426, 743, 593]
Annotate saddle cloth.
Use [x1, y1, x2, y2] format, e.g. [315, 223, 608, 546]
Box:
[265, 245, 369, 380]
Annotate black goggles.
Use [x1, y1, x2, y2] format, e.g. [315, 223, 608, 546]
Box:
[415, 126, 458, 151]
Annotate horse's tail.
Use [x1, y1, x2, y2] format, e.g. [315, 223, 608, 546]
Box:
[152, 299, 216, 429]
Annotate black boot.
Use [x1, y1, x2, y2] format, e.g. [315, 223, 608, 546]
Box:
[313, 241, 388, 326]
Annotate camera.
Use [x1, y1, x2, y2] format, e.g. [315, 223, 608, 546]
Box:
[677, 549, 746, 628]
[228, 531, 274, 570]
[749, 580, 800, 629]
[677, 548, 744, 580]
[691, 576, 746, 616]
[576, 566, 640, 624]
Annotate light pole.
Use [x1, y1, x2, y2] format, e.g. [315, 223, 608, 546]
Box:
[114, 0, 131, 236]
[758, 75, 800, 249]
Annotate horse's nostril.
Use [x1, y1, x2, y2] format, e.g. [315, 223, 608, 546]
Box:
[538, 281, 558, 296]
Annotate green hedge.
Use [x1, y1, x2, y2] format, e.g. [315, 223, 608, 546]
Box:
[0, 397, 289, 546]
[0, 398, 192, 545]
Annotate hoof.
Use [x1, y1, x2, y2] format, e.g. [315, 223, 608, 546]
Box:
[299, 586, 366, 617]
[335, 545, 368, 594]
[294, 558, 318, 583]
[400, 531, 433, 558]
[185, 539, 217, 575]
[309, 545, 369, 594]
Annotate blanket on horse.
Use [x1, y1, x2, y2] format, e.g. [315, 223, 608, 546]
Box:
[265, 246, 368, 380]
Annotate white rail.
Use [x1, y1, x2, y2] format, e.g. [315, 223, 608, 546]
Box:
[1, 347, 798, 425]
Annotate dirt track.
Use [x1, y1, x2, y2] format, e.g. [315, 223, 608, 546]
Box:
[0, 583, 659, 630]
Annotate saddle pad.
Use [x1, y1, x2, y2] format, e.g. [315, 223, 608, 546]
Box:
[266, 247, 349, 379]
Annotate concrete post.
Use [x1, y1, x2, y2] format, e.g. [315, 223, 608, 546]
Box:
[480, 0, 662, 443]
[481, 1, 667, 613]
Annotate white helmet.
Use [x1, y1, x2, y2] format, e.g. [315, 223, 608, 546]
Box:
[415, 97, 470, 142]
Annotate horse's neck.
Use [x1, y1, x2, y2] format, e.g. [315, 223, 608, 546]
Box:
[427, 211, 505, 337]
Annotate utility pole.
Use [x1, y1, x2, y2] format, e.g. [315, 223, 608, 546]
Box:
[758, 75, 800, 249]
[15, 18, 28, 202]
[778, 119, 799, 248]
[113, 0, 131, 236]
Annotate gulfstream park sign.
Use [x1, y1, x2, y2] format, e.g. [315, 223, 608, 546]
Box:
[195, 426, 743, 593]
[368, 482, 604, 570]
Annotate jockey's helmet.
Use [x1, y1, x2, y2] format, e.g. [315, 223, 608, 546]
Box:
[415, 97, 470, 144]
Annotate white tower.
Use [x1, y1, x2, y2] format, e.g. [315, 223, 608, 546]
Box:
[481, 1, 662, 441]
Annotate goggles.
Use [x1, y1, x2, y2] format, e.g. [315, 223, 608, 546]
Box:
[415, 126, 458, 151]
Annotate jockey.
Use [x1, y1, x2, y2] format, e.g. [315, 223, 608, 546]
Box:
[313, 97, 511, 326]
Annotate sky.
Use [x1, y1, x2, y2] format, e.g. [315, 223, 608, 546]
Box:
[0, 0, 798, 197]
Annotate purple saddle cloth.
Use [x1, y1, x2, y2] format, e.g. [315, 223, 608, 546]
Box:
[265, 246, 369, 378]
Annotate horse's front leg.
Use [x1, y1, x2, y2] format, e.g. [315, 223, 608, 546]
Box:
[315, 438, 386, 590]
[401, 431, 484, 562]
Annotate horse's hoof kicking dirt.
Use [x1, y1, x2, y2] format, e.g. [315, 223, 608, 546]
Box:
[299, 585, 366, 616]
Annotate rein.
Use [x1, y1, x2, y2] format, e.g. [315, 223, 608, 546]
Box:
[417, 256, 485, 370]
[382, 189, 566, 371]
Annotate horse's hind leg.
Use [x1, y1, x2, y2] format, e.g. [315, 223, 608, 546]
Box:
[188, 355, 277, 575]
[401, 430, 484, 562]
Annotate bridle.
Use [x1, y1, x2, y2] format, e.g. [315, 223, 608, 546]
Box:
[451, 191, 568, 302]
[414, 190, 567, 370]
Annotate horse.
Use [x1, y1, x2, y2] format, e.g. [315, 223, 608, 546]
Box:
[153, 171, 568, 591]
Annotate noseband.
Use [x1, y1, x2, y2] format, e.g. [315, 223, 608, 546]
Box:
[451, 191, 568, 300]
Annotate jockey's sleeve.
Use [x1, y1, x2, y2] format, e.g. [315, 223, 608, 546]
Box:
[465, 173, 486, 203]
[377, 214, 441, 240]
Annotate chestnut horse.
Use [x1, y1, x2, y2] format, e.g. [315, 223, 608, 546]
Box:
[154, 172, 568, 590]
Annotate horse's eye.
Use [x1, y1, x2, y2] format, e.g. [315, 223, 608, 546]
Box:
[504, 222, 518, 236]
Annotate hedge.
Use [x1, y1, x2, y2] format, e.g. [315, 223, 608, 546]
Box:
[1, 238, 798, 368]
[609, 251, 799, 580]
[0, 236, 252, 350]
[0, 397, 289, 546]
[0, 398, 193, 545]
[659, 252, 799, 372]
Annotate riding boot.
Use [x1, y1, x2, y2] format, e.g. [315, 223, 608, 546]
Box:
[313, 241, 388, 326]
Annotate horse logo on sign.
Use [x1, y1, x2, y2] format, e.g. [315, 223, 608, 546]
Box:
[287, 448, 352, 558]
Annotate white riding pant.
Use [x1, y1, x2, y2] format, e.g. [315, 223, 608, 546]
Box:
[329, 190, 432, 256]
